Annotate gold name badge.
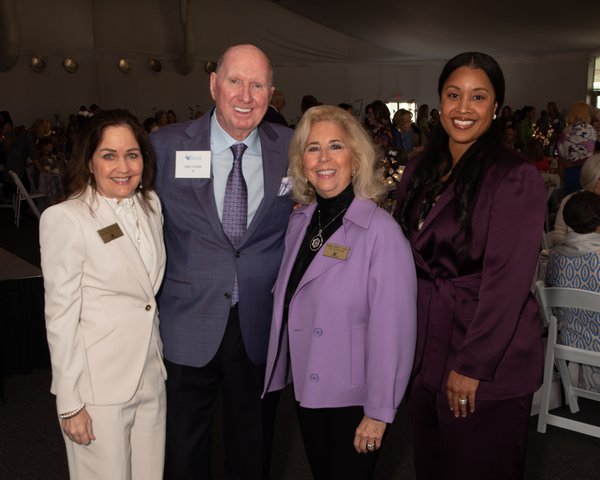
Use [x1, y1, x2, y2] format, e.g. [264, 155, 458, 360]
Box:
[323, 243, 350, 260]
[98, 223, 124, 243]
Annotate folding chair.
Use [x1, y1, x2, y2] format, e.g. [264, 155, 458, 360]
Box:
[0, 164, 13, 208]
[535, 280, 600, 438]
[8, 170, 46, 226]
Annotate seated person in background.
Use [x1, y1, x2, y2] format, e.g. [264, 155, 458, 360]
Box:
[300, 94, 321, 116]
[428, 108, 439, 132]
[544, 101, 565, 155]
[524, 140, 549, 172]
[166, 109, 177, 124]
[32, 137, 59, 194]
[34, 137, 58, 172]
[524, 139, 560, 189]
[498, 105, 514, 130]
[592, 108, 600, 152]
[154, 110, 168, 128]
[548, 154, 600, 246]
[3, 117, 52, 196]
[415, 104, 430, 146]
[143, 117, 158, 133]
[338, 103, 354, 114]
[392, 109, 423, 163]
[556, 101, 597, 194]
[546, 191, 600, 392]
[365, 100, 394, 152]
[263, 88, 289, 126]
[502, 125, 518, 151]
[516, 105, 536, 150]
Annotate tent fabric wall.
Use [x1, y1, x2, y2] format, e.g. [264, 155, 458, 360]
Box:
[0, 0, 592, 126]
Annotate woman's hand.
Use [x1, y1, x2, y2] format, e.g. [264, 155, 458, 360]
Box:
[353, 415, 387, 453]
[61, 408, 95, 445]
[446, 370, 480, 418]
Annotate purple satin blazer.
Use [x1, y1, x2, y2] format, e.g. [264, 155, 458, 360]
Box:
[396, 147, 546, 400]
[263, 197, 417, 423]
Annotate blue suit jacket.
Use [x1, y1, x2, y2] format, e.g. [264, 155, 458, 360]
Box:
[151, 113, 293, 367]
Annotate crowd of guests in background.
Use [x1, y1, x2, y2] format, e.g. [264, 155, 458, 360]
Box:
[4, 95, 600, 210]
[0, 104, 193, 205]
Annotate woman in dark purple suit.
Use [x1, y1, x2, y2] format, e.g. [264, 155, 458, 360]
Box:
[395, 52, 546, 479]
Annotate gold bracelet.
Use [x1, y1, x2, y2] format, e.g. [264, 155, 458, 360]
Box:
[59, 404, 86, 420]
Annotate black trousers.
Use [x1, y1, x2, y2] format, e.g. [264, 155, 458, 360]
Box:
[409, 373, 533, 480]
[163, 307, 279, 480]
[295, 403, 380, 480]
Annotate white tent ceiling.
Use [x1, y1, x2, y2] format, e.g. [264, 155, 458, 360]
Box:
[273, 0, 600, 62]
[1, 0, 599, 125]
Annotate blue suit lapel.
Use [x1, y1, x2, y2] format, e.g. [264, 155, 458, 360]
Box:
[183, 117, 288, 249]
[182, 115, 230, 243]
[242, 123, 287, 246]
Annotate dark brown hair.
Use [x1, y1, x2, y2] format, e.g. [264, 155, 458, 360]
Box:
[563, 191, 600, 234]
[61, 109, 156, 205]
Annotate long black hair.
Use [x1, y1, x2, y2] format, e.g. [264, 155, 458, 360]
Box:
[396, 52, 505, 253]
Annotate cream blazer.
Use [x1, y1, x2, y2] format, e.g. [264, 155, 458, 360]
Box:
[40, 187, 166, 414]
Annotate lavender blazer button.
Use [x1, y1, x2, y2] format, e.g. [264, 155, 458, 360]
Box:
[309, 373, 319, 382]
[313, 328, 323, 337]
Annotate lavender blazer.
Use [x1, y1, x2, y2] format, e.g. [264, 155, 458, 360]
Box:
[396, 147, 546, 400]
[263, 197, 417, 423]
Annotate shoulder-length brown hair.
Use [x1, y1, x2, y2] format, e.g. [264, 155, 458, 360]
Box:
[61, 109, 156, 206]
[288, 105, 385, 204]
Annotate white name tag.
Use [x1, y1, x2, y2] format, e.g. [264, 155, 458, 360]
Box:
[175, 151, 211, 178]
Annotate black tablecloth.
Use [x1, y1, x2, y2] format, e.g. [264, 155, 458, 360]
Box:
[0, 276, 50, 378]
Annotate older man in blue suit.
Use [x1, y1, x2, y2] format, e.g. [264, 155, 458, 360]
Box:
[151, 44, 293, 480]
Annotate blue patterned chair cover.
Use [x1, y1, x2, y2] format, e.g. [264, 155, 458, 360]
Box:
[546, 249, 600, 392]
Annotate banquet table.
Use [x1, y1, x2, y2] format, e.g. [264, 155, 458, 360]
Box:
[0, 248, 49, 401]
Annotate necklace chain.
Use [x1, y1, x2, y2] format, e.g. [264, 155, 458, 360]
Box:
[127, 200, 141, 252]
[309, 207, 347, 252]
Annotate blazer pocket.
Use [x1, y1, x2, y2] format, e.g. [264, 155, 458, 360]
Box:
[161, 276, 193, 298]
[351, 324, 367, 385]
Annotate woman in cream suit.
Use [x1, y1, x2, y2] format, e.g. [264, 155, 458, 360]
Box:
[40, 109, 166, 480]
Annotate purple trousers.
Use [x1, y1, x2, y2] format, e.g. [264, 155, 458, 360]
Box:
[409, 373, 533, 480]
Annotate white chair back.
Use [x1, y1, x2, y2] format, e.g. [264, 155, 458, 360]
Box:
[8, 170, 46, 226]
[535, 280, 600, 438]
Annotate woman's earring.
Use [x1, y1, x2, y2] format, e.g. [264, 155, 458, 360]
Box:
[493, 113, 497, 120]
[351, 169, 357, 177]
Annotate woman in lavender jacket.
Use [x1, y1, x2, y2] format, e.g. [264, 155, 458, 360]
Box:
[263, 105, 417, 480]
